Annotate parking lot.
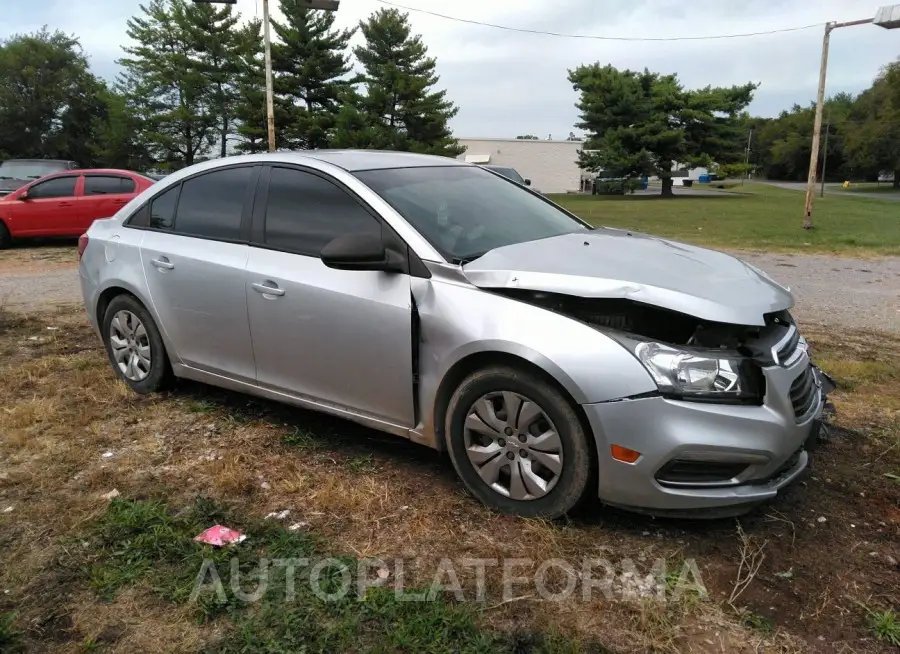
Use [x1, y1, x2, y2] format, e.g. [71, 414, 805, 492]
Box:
[1, 242, 898, 652]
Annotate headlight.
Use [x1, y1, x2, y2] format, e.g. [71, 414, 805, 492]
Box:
[624, 340, 762, 402]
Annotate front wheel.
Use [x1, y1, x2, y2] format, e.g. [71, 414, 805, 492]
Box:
[102, 294, 174, 394]
[445, 366, 593, 519]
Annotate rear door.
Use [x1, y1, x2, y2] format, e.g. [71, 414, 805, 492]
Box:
[136, 165, 259, 383]
[245, 165, 414, 426]
[6, 174, 81, 236]
[82, 175, 138, 229]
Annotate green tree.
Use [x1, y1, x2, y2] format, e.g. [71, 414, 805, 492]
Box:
[118, 0, 218, 166]
[94, 86, 154, 171]
[234, 19, 268, 154]
[185, 1, 244, 158]
[843, 60, 900, 188]
[568, 64, 756, 196]
[345, 8, 463, 157]
[271, 0, 355, 150]
[0, 28, 109, 165]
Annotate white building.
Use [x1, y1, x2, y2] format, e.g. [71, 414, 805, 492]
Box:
[456, 138, 583, 194]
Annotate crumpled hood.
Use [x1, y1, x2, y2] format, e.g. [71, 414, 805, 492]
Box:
[463, 229, 793, 326]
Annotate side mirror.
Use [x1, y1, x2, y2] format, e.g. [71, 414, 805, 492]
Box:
[17, 190, 29, 201]
[524, 178, 532, 186]
[321, 232, 403, 273]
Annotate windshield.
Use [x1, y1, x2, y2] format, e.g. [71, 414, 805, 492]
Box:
[355, 166, 589, 263]
[0, 161, 69, 180]
[486, 166, 526, 184]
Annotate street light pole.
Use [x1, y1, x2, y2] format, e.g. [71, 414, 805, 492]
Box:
[802, 6, 900, 229]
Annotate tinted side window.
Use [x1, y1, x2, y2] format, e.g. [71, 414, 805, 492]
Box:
[174, 167, 251, 240]
[85, 176, 135, 195]
[29, 176, 77, 199]
[264, 167, 380, 256]
[149, 185, 179, 230]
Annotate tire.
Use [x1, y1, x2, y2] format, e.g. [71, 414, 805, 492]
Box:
[0, 221, 11, 249]
[101, 294, 174, 394]
[445, 365, 593, 519]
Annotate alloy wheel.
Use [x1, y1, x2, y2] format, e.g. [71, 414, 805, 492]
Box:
[463, 391, 564, 500]
[109, 310, 151, 382]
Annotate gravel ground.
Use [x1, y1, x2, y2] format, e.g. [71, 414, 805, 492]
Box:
[736, 251, 900, 333]
[1, 249, 898, 333]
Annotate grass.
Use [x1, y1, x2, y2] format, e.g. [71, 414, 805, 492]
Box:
[867, 608, 900, 647]
[0, 612, 25, 654]
[549, 184, 900, 255]
[1, 307, 899, 652]
[837, 182, 900, 195]
[81, 497, 575, 653]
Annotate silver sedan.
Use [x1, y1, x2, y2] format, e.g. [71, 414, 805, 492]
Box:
[78, 151, 832, 519]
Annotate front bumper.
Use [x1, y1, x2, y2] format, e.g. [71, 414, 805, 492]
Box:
[583, 354, 831, 517]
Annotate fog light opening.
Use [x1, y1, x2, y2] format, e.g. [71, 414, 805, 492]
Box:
[610, 444, 641, 464]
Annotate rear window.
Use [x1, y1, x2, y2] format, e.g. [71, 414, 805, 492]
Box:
[173, 167, 252, 240]
[85, 176, 135, 195]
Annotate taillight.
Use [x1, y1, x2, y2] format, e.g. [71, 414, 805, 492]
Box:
[77, 233, 89, 259]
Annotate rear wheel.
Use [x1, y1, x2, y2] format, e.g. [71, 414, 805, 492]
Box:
[0, 221, 11, 249]
[102, 294, 173, 394]
[445, 366, 593, 519]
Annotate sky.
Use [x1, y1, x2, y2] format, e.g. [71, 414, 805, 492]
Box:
[3, 0, 899, 138]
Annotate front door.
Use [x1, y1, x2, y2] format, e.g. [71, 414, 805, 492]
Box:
[138, 167, 257, 383]
[9, 174, 81, 236]
[245, 166, 415, 426]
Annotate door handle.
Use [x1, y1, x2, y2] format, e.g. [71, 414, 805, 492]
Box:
[252, 281, 285, 297]
[151, 257, 175, 270]
[58, 202, 74, 207]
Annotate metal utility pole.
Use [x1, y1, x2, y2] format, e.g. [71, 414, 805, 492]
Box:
[803, 6, 900, 229]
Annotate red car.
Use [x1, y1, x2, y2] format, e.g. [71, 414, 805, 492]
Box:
[0, 169, 154, 248]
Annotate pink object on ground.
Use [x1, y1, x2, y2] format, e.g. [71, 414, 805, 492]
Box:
[194, 525, 247, 547]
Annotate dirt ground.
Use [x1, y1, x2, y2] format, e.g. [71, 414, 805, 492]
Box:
[0, 246, 898, 653]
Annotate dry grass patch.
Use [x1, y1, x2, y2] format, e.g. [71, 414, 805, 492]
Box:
[1, 307, 898, 653]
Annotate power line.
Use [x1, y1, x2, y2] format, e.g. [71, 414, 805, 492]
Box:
[375, 0, 824, 42]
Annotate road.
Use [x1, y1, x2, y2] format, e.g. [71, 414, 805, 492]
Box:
[760, 180, 900, 202]
[1, 247, 897, 334]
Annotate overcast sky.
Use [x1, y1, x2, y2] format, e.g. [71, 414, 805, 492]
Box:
[3, 0, 899, 138]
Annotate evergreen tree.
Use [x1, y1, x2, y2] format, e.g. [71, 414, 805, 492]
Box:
[118, 0, 217, 166]
[569, 64, 756, 196]
[271, 0, 354, 150]
[185, 1, 244, 158]
[348, 8, 462, 157]
[234, 19, 268, 154]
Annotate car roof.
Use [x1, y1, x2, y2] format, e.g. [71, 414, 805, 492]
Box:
[293, 150, 467, 171]
[71, 169, 146, 175]
[1, 159, 75, 164]
[215, 150, 467, 172]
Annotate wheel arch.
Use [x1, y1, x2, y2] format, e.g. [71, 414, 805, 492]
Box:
[431, 349, 595, 457]
[94, 283, 180, 368]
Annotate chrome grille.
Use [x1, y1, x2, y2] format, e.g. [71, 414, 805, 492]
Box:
[789, 366, 819, 419]
[771, 324, 802, 367]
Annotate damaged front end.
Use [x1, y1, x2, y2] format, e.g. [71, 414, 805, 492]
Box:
[489, 288, 834, 425]
[482, 288, 836, 516]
